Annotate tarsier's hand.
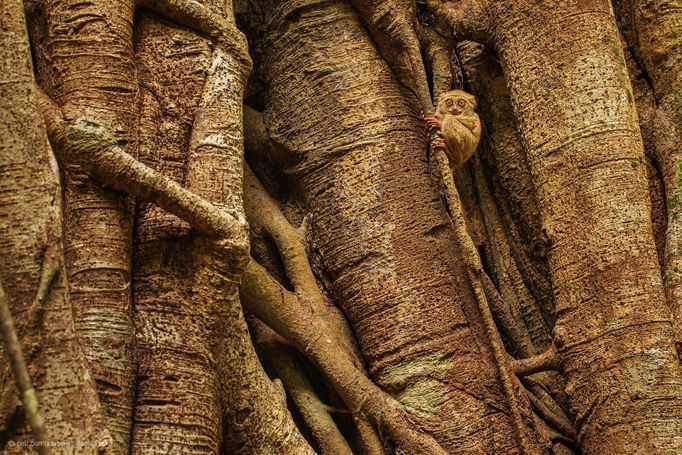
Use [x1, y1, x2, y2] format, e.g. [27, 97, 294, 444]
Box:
[424, 116, 442, 134]
[428, 89, 482, 168]
[430, 136, 446, 150]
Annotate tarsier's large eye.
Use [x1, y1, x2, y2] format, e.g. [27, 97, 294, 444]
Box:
[457, 99, 467, 107]
[446, 99, 454, 107]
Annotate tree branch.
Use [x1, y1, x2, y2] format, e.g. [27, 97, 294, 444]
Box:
[0, 280, 49, 455]
[512, 349, 558, 377]
[35, 89, 247, 255]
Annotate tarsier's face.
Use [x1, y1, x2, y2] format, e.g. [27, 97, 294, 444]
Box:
[438, 90, 477, 116]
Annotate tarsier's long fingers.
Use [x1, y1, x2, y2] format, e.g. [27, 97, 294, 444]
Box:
[424, 116, 442, 134]
[431, 136, 446, 149]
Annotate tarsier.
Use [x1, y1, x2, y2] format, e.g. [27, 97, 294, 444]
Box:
[425, 89, 482, 168]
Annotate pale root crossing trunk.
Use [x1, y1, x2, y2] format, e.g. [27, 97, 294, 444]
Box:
[131, 16, 219, 453]
[132, 13, 312, 454]
[40, 0, 137, 450]
[258, 1, 543, 452]
[0, 0, 105, 449]
[490, 1, 682, 452]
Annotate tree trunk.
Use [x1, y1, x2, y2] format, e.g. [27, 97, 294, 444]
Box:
[5, 0, 682, 452]
[481, 0, 682, 452]
[254, 1, 544, 452]
[613, 0, 682, 353]
[36, 0, 137, 449]
[0, 0, 106, 449]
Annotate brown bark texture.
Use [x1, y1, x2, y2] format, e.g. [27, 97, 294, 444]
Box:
[3, 0, 682, 453]
[251, 1, 548, 453]
[35, 0, 137, 448]
[613, 0, 682, 352]
[0, 0, 107, 451]
[429, 0, 682, 452]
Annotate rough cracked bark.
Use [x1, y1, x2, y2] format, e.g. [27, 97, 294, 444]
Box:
[613, 0, 682, 354]
[25, 4, 311, 450]
[429, 0, 682, 452]
[35, 0, 137, 448]
[249, 0, 547, 452]
[131, 8, 313, 453]
[131, 17, 221, 453]
[8, 0, 682, 452]
[348, 0, 431, 112]
[0, 0, 106, 449]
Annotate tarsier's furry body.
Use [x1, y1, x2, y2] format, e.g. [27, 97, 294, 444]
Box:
[426, 90, 481, 168]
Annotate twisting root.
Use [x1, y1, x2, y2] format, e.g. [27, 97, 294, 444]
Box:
[254, 323, 354, 455]
[431, 144, 543, 454]
[512, 350, 559, 377]
[244, 164, 365, 366]
[35, 89, 248, 256]
[241, 166, 446, 454]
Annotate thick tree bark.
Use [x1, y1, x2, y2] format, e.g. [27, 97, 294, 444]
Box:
[36, 0, 137, 449]
[132, 16, 220, 452]
[613, 0, 682, 353]
[431, 0, 682, 452]
[253, 1, 545, 452]
[0, 0, 107, 450]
